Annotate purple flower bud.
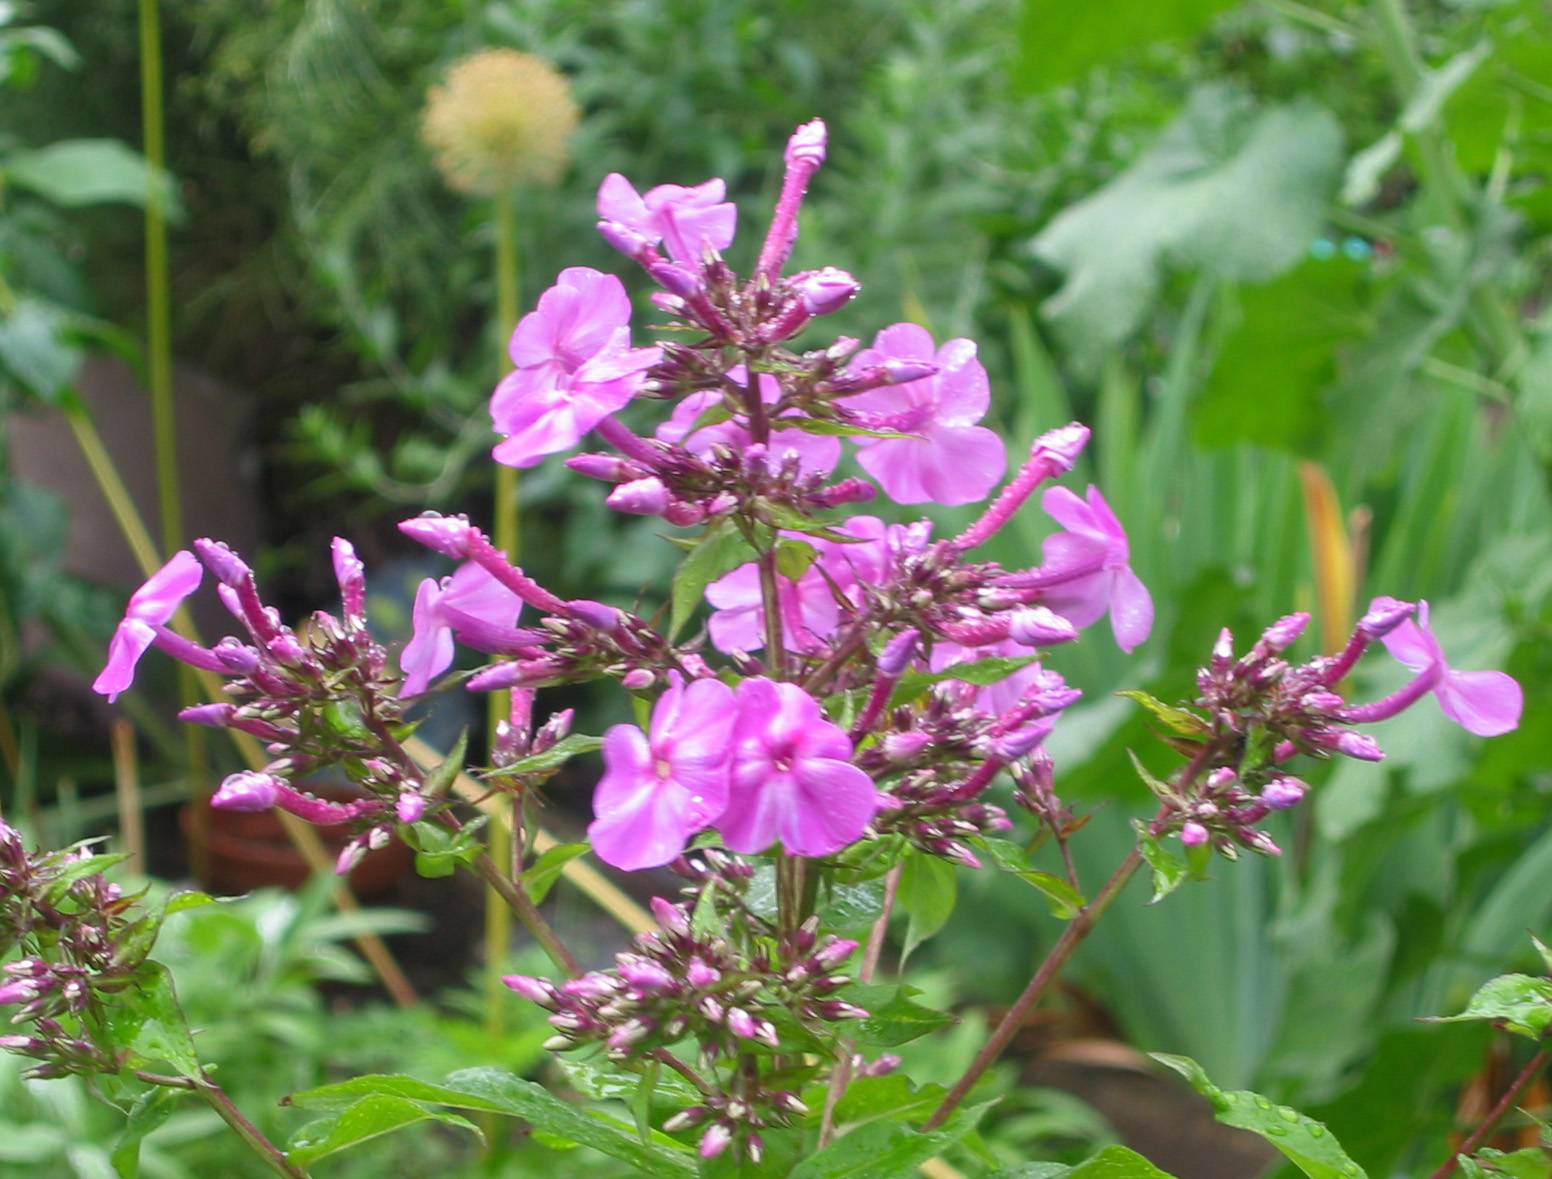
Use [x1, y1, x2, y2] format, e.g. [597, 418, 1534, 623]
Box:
[193, 538, 252, 587]
[698, 996, 724, 1022]
[368, 825, 391, 850]
[0, 980, 37, 1005]
[466, 661, 533, 692]
[607, 477, 670, 516]
[0, 1034, 37, 1050]
[1357, 596, 1416, 640]
[883, 358, 938, 385]
[1206, 768, 1237, 791]
[813, 938, 859, 969]
[1335, 731, 1385, 761]
[794, 267, 860, 315]
[1260, 777, 1307, 810]
[620, 959, 674, 991]
[179, 703, 235, 727]
[597, 219, 656, 260]
[1008, 606, 1079, 647]
[663, 1107, 706, 1133]
[567, 453, 644, 483]
[398, 513, 473, 558]
[817, 1001, 869, 1021]
[878, 629, 921, 677]
[1303, 690, 1345, 713]
[1213, 629, 1235, 666]
[211, 771, 282, 813]
[651, 897, 690, 935]
[726, 1008, 757, 1039]
[621, 668, 656, 691]
[992, 718, 1057, 762]
[608, 1019, 650, 1050]
[1180, 821, 1210, 847]
[1239, 829, 1283, 857]
[647, 262, 703, 299]
[336, 838, 367, 876]
[882, 731, 932, 761]
[663, 501, 707, 527]
[503, 975, 557, 1006]
[686, 958, 721, 988]
[810, 477, 878, 508]
[1257, 612, 1310, 655]
[396, 792, 426, 824]
[213, 637, 260, 674]
[331, 537, 366, 618]
[1030, 422, 1092, 471]
[566, 599, 624, 632]
[861, 1054, 902, 1077]
[266, 633, 306, 667]
[563, 974, 619, 1001]
[699, 1124, 732, 1160]
[786, 118, 827, 167]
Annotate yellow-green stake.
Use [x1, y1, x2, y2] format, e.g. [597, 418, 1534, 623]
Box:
[485, 190, 521, 1042]
[138, 0, 208, 863]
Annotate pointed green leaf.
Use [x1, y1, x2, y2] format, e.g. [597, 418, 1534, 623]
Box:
[790, 1103, 991, 1179]
[973, 839, 1085, 918]
[488, 733, 604, 779]
[1428, 974, 1552, 1040]
[286, 1095, 481, 1167]
[669, 521, 755, 639]
[1133, 822, 1188, 904]
[111, 1086, 190, 1179]
[1116, 691, 1209, 737]
[421, 728, 469, 799]
[520, 842, 590, 906]
[898, 851, 956, 962]
[851, 987, 956, 1048]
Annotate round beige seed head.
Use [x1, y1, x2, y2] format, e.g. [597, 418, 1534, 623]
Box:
[421, 49, 579, 196]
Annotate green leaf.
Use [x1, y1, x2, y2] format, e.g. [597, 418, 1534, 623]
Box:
[1152, 1054, 1366, 1179]
[289, 1071, 696, 1176]
[775, 539, 820, 581]
[1115, 690, 1209, 737]
[1400, 41, 1492, 134]
[520, 842, 590, 906]
[851, 987, 956, 1048]
[1428, 974, 1552, 1040]
[832, 1075, 949, 1129]
[690, 882, 721, 939]
[973, 838, 1085, 918]
[421, 728, 468, 799]
[997, 1145, 1183, 1177]
[889, 655, 1040, 706]
[790, 1103, 990, 1179]
[898, 851, 956, 961]
[0, 298, 81, 403]
[782, 417, 916, 440]
[1033, 86, 1344, 368]
[122, 964, 201, 1079]
[4, 139, 182, 216]
[669, 521, 755, 639]
[1133, 822, 1188, 905]
[1126, 750, 1178, 805]
[286, 1095, 481, 1167]
[1013, 0, 1237, 92]
[161, 890, 220, 917]
[1461, 1147, 1552, 1179]
[111, 1087, 191, 1179]
[1534, 935, 1552, 977]
[488, 733, 604, 779]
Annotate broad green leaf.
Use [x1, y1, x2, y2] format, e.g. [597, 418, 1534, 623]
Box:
[111, 1087, 191, 1179]
[520, 841, 590, 905]
[1012, 0, 1237, 92]
[1127, 750, 1177, 805]
[162, 890, 220, 917]
[899, 851, 956, 961]
[669, 521, 754, 639]
[1460, 1147, 1552, 1179]
[1534, 936, 1552, 976]
[1152, 1054, 1366, 1179]
[1115, 690, 1209, 737]
[851, 987, 956, 1048]
[996, 1145, 1183, 1177]
[775, 539, 820, 581]
[558, 1058, 701, 1111]
[488, 733, 604, 779]
[286, 1095, 480, 1167]
[0, 298, 80, 403]
[790, 1103, 991, 1179]
[973, 839, 1085, 918]
[1400, 41, 1492, 134]
[889, 655, 1040, 705]
[1428, 974, 1552, 1040]
[1133, 823, 1188, 905]
[121, 964, 201, 1079]
[289, 1071, 696, 1176]
[4, 139, 181, 216]
[832, 1075, 949, 1129]
[1033, 86, 1343, 367]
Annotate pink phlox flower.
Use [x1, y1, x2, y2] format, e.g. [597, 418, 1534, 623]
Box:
[401, 562, 525, 698]
[597, 174, 736, 265]
[93, 550, 203, 702]
[588, 672, 737, 870]
[842, 323, 1006, 505]
[1379, 600, 1522, 736]
[1037, 485, 1153, 653]
[719, 678, 879, 857]
[657, 367, 840, 476]
[491, 267, 661, 469]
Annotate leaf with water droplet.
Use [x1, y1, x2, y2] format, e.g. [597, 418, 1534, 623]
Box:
[1151, 1054, 1367, 1179]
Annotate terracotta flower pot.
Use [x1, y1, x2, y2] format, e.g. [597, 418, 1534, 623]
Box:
[179, 782, 412, 899]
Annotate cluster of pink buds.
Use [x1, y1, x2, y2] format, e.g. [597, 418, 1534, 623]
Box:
[0, 821, 152, 1078]
[1158, 599, 1521, 855]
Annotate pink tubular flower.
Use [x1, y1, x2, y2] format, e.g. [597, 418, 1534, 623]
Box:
[93, 551, 203, 702]
[1373, 601, 1522, 736]
[491, 267, 661, 469]
[587, 673, 737, 870]
[719, 679, 879, 857]
[842, 324, 1006, 506]
[597, 174, 736, 265]
[1037, 485, 1153, 653]
[401, 563, 526, 697]
[656, 367, 840, 478]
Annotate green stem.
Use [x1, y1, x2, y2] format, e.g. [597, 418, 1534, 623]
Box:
[199, 1078, 311, 1179]
[1428, 1045, 1550, 1179]
[486, 191, 523, 1042]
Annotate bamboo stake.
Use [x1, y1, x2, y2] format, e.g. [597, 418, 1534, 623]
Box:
[110, 720, 145, 874]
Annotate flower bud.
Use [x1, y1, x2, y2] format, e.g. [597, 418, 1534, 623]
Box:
[213, 637, 261, 674]
[1357, 596, 1415, 640]
[607, 477, 670, 516]
[1334, 731, 1385, 761]
[1258, 612, 1310, 655]
[785, 118, 827, 167]
[1205, 767, 1237, 791]
[882, 731, 932, 761]
[1030, 422, 1091, 471]
[567, 600, 624, 632]
[266, 633, 306, 667]
[726, 1008, 757, 1039]
[1260, 777, 1307, 810]
[1180, 821, 1210, 847]
[597, 219, 655, 260]
[663, 501, 707, 527]
[647, 262, 703, 299]
[179, 703, 235, 727]
[793, 267, 860, 315]
[398, 513, 473, 558]
[699, 1124, 732, 1160]
[686, 958, 721, 988]
[883, 358, 938, 385]
[193, 538, 252, 587]
[878, 629, 920, 677]
[621, 668, 656, 691]
[211, 771, 282, 813]
[396, 792, 427, 824]
[1008, 606, 1078, 648]
[335, 838, 367, 876]
[620, 959, 674, 991]
[503, 975, 557, 1006]
[650, 897, 690, 936]
[813, 938, 859, 969]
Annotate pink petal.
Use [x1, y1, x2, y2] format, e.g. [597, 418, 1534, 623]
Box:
[872, 322, 937, 362]
[1436, 669, 1523, 737]
[1039, 570, 1112, 631]
[930, 341, 990, 424]
[126, 549, 203, 626]
[1041, 486, 1100, 537]
[443, 563, 522, 626]
[93, 618, 156, 702]
[784, 758, 879, 856]
[1084, 486, 1130, 551]
[913, 425, 1006, 506]
[1380, 615, 1441, 673]
[1109, 565, 1154, 653]
[597, 173, 648, 228]
[400, 579, 454, 698]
